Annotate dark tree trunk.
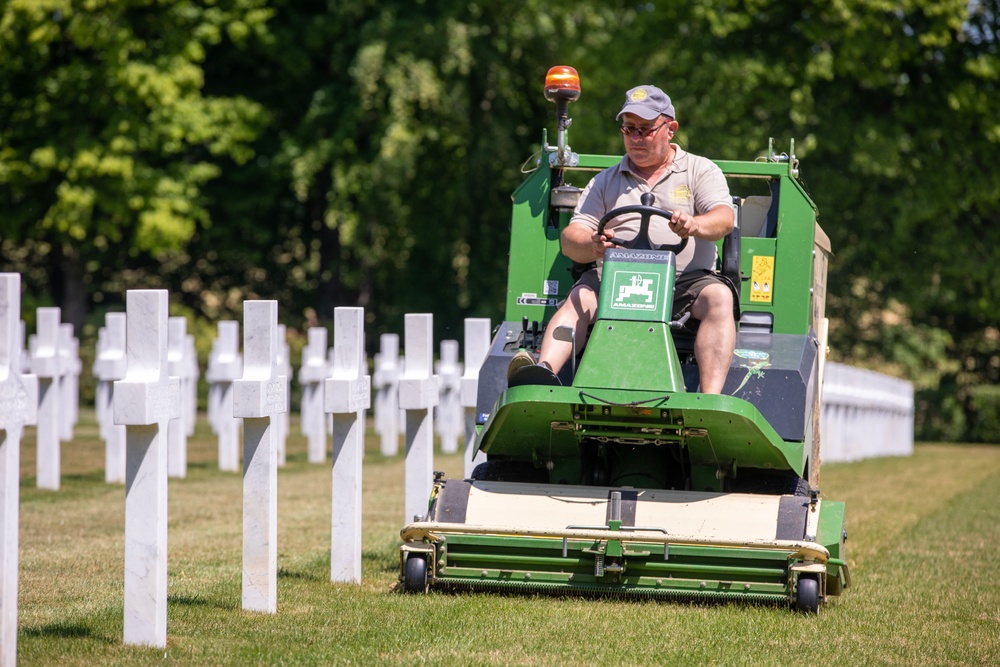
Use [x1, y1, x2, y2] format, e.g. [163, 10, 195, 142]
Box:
[313, 164, 341, 321]
[54, 244, 87, 335]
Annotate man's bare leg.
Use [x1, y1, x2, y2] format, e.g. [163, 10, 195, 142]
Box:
[537, 284, 600, 375]
[691, 282, 736, 394]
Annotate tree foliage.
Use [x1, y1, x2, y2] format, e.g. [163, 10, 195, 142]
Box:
[1, 0, 996, 439]
[0, 0, 271, 326]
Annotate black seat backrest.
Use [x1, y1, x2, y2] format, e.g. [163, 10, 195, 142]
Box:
[721, 197, 743, 286]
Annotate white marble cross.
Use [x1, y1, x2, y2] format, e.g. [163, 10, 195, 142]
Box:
[184, 334, 199, 438]
[233, 300, 287, 613]
[298, 327, 328, 464]
[29, 307, 63, 490]
[461, 318, 491, 477]
[167, 317, 190, 479]
[17, 322, 29, 377]
[373, 333, 401, 456]
[399, 314, 437, 523]
[0, 274, 38, 667]
[275, 324, 291, 466]
[206, 320, 242, 472]
[114, 290, 180, 648]
[94, 326, 108, 428]
[57, 324, 80, 443]
[94, 313, 127, 483]
[324, 308, 370, 584]
[434, 339, 463, 454]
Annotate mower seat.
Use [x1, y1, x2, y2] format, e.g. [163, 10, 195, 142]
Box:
[722, 197, 744, 287]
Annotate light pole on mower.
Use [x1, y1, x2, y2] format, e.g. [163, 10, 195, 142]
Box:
[543, 65, 581, 168]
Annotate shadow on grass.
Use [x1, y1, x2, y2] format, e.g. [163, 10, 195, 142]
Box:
[184, 460, 219, 472]
[21, 621, 116, 643]
[168, 592, 241, 612]
[168, 593, 214, 607]
[62, 471, 112, 484]
[278, 565, 325, 581]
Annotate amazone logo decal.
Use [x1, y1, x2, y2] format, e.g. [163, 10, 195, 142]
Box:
[611, 271, 660, 311]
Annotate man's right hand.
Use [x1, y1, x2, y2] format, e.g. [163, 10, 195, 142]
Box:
[592, 228, 618, 255]
[561, 221, 618, 264]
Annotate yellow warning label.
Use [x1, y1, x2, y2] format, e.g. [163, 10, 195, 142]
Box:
[750, 256, 774, 303]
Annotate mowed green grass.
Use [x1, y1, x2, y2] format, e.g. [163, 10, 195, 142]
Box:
[14, 411, 1000, 666]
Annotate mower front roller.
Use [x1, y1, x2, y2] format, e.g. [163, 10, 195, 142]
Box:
[400, 521, 848, 612]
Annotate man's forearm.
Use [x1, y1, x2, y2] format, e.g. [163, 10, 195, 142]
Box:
[560, 223, 605, 263]
[689, 204, 735, 241]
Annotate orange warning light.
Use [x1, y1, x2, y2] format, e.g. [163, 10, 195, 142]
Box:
[544, 66, 581, 104]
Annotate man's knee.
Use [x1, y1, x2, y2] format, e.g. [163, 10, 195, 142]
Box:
[565, 284, 600, 322]
[692, 282, 734, 321]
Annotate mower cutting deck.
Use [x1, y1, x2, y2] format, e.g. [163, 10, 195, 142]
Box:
[399, 66, 850, 612]
[401, 479, 849, 610]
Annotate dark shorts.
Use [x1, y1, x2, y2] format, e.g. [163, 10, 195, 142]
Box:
[575, 268, 740, 333]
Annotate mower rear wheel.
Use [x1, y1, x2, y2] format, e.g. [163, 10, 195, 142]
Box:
[403, 555, 428, 593]
[795, 573, 820, 614]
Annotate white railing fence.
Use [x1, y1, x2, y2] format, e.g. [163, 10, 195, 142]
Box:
[821, 362, 915, 462]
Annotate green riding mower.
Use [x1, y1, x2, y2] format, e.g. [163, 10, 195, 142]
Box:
[399, 66, 850, 613]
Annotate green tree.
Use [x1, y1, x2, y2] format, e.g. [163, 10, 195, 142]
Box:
[0, 0, 271, 330]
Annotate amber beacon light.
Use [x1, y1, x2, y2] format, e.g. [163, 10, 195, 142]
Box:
[544, 66, 581, 104]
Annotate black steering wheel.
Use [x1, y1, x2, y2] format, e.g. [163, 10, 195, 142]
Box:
[596, 192, 688, 254]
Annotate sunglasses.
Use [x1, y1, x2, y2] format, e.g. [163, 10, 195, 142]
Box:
[619, 120, 668, 139]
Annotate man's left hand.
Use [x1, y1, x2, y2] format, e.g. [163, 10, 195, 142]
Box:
[668, 211, 700, 239]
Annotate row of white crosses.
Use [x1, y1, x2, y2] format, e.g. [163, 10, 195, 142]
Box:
[290, 316, 492, 573]
[114, 305, 488, 646]
[95, 315, 290, 483]
[399, 316, 492, 519]
[44, 306, 486, 490]
[204, 320, 293, 471]
[113, 292, 276, 644]
[94, 314, 200, 482]
[115, 291, 373, 647]
[371, 317, 491, 478]
[2, 283, 491, 653]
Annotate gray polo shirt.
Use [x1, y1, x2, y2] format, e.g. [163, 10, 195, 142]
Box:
[571, 145, 732, 275]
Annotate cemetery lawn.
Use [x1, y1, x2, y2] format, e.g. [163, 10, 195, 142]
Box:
[16, 411, 1000, 667]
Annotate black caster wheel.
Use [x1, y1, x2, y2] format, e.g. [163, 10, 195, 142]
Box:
[403, 555, 428, 593]
[795, 573, 820, 614]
